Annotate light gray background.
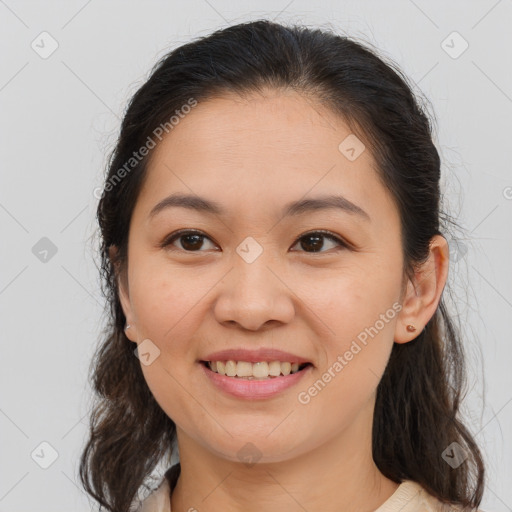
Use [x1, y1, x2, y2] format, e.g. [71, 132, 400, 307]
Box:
[1, 1, 511, 511]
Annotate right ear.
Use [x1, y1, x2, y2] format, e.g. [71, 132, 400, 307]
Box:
[109, 245, 137, 343]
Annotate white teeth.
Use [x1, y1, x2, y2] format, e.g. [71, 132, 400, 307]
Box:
[252, 362, 269, 378]
[268, 361, 281, 376]
[236, 361, 253, 377]
[225, 360, 237, 377]
[207, 360, 306, 378]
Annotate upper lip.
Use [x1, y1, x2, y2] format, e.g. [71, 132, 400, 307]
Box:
[201, 348, 312, 365]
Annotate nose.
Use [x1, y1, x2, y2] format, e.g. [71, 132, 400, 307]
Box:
[212, 246, 295, 331]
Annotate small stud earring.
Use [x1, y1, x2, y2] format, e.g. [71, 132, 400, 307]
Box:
[124, 324, 131, 330]
[406, 324, 416, 332]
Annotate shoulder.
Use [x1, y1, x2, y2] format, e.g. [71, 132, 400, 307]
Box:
[375, 480, 487, 512]
[136, 475, 171, 512]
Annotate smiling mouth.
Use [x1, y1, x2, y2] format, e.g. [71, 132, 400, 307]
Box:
[200, 360, 312, 380]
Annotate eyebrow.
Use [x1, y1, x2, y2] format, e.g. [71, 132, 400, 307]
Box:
[148, 193, 371, 222]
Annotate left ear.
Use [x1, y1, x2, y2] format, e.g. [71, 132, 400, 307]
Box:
[394, 234, 450, 344]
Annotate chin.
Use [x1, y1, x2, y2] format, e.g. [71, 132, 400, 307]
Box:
[200, 430, 312, 466]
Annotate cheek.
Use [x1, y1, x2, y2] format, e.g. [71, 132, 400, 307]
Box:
[300, 264, 399, 336]
[131, 278, 181, 334]
[129, 260, 207, 337]
[303, 269, 400, 399]
[299, 296, 398, 432]
[129, 269, 204, 422]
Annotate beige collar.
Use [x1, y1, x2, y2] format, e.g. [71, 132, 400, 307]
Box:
[138, 476, 468, 512]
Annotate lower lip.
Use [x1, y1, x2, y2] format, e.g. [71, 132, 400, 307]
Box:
[200, 362, 313, 400]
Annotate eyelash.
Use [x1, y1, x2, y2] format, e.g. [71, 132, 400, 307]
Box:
[160, 229, 350, 254]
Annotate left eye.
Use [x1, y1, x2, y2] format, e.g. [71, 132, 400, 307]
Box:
[161, 230, 347, 253]
[290, 231, 348, 253]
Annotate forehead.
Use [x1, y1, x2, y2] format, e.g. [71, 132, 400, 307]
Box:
[158, 90, 354, 157]
[133, 90, 398, 230]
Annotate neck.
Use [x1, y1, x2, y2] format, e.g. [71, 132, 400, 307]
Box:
[170, 399, 399, 512]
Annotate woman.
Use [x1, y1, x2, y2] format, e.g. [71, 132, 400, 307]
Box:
[80, 19, 486, 512]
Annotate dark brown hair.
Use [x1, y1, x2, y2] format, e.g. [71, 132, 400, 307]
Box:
[80, 19, 485, 512]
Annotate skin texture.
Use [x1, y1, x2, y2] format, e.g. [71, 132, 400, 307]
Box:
[116, 90, 449, 512]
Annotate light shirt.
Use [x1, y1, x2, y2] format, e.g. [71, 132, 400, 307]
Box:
[137, 468, 481, 512]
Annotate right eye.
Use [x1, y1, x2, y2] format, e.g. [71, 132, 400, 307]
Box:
[160, 229, 219, 252]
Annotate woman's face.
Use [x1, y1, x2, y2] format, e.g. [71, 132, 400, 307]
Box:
[119, 90, 411, 463]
